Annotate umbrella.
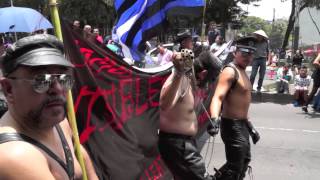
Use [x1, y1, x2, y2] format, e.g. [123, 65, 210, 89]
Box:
[0, 6, 53, 33]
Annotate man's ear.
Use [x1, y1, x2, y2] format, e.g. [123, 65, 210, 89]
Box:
[0, 78, 14, 103]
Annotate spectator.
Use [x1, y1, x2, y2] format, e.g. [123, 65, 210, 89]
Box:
[83, 25, 95, 43]
[250, 30, 270, 92]
[293, 66, 311, 106]
[0, 39, 5, 56]
[93, 28, 103, 44]
[207, 22, 220, 46]
[156, 44, 173, 66]
[72, 20, 82, 34]
[270, 51, 279, 66]
[73, 20, 80, 29]
[210, 35, 224, 53]
[292, 49, 304, 68]
[276, 63, 293, 94]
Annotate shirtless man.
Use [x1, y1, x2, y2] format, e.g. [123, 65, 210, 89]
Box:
[0, 34, 98, 180]
[158, 30, 214, 180]
[209, 36, 260, 180]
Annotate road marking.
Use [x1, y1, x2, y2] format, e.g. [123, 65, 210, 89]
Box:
[256, 126, 320, 133]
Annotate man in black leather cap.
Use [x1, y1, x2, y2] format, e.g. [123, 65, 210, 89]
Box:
[208, 36, 261, 180]
[175, 30, 193, 51]
[0, 34, 98, 180]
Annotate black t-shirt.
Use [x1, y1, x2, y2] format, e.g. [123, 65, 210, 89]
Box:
[292, 54, 304, 66]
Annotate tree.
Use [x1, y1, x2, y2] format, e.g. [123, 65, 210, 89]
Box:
[59, 0, 116, 34]
[0, 0, 116, 35]
[0, 0, 49, 15]
[239, 16, 288, 50]
[239, 16, 270, 36]
[281, 0, 320, 50]
[269, 19, 288, 50]
[205, 0, 261, 28]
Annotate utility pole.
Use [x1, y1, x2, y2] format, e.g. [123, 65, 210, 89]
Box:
[272, 8, 275, 32]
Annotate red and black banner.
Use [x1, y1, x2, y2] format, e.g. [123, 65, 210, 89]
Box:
[61, 21, 214, 180]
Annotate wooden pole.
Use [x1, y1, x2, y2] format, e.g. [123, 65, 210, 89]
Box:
[48, 1, 88, 180]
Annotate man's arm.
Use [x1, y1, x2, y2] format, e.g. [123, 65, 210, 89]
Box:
[209, 67, 235, 118]
[61, 120, 99, 179]
[313, 53, 320, 68]
[80, 145, 99, 180]
[159, 72, 185, 111]
[0, 143, 56, 180]
[160, 54, 188, 111]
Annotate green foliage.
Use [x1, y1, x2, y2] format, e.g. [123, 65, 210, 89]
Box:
[58, 0, 116, 31]
[205, 0, 261, 25]
[239, 16, 269, 35]
[269, 19, 288, 50]
[0, 0, 49, 15]
[239, 16, 288, 50]
[0, 0, 116, 34]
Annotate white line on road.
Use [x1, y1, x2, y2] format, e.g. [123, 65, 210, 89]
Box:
[256, 126, 320, 133]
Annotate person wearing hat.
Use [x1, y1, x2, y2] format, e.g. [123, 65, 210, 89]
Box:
[249, 29, 270, 92]
[0, 34, 98, 180]
[209, 36, 260, 180]
[176, 30, 193, 51]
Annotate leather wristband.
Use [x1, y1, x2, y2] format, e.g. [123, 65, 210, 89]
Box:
[173, 67, 185, 77]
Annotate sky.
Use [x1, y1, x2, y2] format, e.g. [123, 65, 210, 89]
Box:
[239, 0, 292, 21]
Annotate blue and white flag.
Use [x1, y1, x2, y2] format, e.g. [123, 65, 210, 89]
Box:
[114, 0, 205, 61]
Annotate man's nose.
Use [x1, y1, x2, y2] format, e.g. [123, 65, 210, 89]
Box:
[48, 79, 65, 94]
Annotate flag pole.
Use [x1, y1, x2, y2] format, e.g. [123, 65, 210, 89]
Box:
[201, 0, 207, 42]
[48, 1, 88, 180]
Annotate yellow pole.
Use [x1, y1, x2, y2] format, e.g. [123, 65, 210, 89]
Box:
[201, 0, 207, 42]
[48, 1, 88, 180]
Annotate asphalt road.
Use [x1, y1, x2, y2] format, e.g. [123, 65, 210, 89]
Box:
[200, 102, 320, 180]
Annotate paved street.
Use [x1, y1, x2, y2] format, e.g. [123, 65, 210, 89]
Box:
[200, 102, 320, 180]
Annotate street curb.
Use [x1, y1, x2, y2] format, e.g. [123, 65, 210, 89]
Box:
[252, 92, 294, 104]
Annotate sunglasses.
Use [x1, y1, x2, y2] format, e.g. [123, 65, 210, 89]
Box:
[237, 47, 255, 56]
[239, 50, 254, 56]
[8, 74, 74, 94]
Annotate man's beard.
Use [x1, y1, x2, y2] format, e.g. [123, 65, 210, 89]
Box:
[25, 96, 67, 128]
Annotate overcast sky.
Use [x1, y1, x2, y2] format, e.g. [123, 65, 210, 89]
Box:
[239, 0, 292, 21]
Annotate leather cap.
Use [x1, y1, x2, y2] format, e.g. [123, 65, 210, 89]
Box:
[1, 34, 74, 76]
[235, 36, 257, 52]
[176, 30, 192, 43]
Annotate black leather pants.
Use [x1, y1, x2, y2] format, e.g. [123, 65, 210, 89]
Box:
[215, 118, 251, 180]
[158, 131, 213, 180]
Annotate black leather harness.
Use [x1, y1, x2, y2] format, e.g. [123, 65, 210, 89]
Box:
[0, 125, 74, 179]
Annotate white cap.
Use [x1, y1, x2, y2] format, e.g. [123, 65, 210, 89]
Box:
[253, 30, 268, 39]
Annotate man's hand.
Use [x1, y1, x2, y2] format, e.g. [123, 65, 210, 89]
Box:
[172, 52, 185, 73]
[172, 49, 194, 73]
[207, 117, 221, 136]
[247, 121, 260, 144]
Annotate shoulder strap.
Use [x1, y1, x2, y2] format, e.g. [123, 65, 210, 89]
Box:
[56, 125, 75, 179]
[223, 62, 239, 90]
[0, 126, 74, 179]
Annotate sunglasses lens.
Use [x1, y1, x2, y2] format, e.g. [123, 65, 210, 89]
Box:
[58, 74, 74, 90]
[32, 74, 74, 93]
[32, 74, 51, 93]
